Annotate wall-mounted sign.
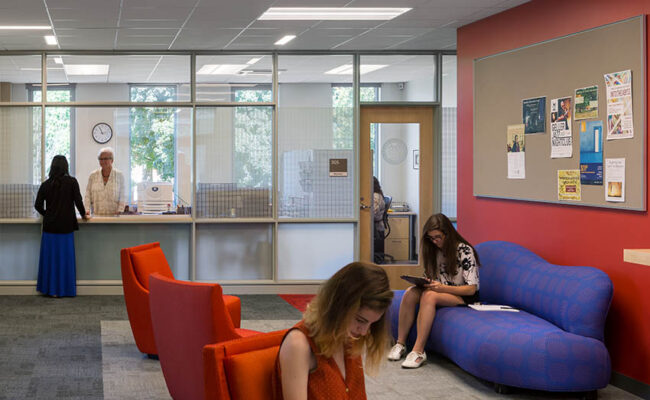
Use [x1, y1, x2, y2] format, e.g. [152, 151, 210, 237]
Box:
[329, 158, 348, 177]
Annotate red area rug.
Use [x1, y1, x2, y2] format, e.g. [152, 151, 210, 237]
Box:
[279, 294, 315, 313]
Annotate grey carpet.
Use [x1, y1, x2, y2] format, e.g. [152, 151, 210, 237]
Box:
[0, 295, 642, 399]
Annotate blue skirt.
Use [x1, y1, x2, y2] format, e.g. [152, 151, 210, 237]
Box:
[37, 232, 77, 297]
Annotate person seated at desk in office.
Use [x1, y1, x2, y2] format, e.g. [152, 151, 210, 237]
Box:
[373, 177, 387, 262]
[84, 147, 126, 216]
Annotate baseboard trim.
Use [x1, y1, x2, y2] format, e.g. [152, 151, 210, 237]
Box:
[0, 283, 320, 295]
[611, 372, 650, 399]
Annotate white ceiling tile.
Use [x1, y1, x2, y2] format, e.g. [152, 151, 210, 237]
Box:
[169, 29, 241, 49]
[0, 0, 527, 50]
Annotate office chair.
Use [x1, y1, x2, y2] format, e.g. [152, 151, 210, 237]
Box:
[374, 196, 394, 264]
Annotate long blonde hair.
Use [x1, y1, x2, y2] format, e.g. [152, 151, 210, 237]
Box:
[303, 262, 393, 374]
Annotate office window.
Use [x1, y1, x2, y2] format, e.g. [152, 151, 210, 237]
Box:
[360, 55, 437, 102]
[234, 87, 273, 187]
[47, 55, 190, 102]
[28, 85, 76, 175]
[332, 84, 380, 176]
[0, 55, 41, 103]
[129, 86, 177, 203]
[195, 106, 273, 218]
[196, 55, 272, 102]
[441, 55, 457, 219]
[0, 107, 41, 218]
[278, 55, 355, 219]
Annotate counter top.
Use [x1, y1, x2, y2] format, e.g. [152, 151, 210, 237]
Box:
[80, 215, 192, 223]
[623, 249, 650, 266]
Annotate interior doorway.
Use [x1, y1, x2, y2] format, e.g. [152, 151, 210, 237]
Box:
[360, 106, 438, 289]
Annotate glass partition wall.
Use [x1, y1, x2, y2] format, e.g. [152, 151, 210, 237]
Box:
[0, 51, 452, 288]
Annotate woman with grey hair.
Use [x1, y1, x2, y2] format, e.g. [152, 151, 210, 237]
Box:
[84, 147, 126, 216]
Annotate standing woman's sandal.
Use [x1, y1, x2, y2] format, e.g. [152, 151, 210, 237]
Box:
[401, 351, 426, 368]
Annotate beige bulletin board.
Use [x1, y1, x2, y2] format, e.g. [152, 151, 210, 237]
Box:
[473, 16, 646, 210]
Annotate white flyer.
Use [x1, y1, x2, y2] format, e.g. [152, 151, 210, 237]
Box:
[604, 70, 633, 140]
[550, 97, 573, 158]
[605, 158, 625, 202]
[507, 124, 525, 179]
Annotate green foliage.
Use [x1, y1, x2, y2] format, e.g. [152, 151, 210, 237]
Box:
[129, 86, 176, 182]
[34, 90, 71, 175]
[233, 89, 273, 187]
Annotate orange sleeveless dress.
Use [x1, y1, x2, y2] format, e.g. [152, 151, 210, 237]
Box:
[272, 321, 367, 400]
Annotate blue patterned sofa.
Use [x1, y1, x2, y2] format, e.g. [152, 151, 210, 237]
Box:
[389, 241, 613, 394]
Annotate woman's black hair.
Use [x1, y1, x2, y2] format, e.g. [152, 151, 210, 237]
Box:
[49, 155, 69, 186]
[373, 177, 384, 197]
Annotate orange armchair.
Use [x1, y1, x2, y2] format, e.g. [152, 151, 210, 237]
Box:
[149, 273, 261, 400]
[120, 242, 242, 356]
[203, 329, 287, 400]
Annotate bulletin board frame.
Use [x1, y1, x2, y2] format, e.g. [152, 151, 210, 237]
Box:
[473, 15, 646, 211]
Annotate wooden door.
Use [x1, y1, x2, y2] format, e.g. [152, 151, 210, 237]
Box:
[359, 106, 439, 289]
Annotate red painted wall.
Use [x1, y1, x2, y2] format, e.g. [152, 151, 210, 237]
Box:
[457, 0, 650, 385]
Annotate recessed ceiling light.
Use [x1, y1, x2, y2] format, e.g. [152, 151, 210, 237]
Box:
[259, 7, 411, 21]
[44, 36, 58, 45]
[63, 64, 109, 75]
[274, 35, 296, 46]
[0, 25, 51, 30]
[197, 64, 249, 75]
[247, 57, 262, 65]
[53, 57, 63, 64]
[325, 64, 387, 75]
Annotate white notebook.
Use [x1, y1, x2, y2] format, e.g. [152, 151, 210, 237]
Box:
[468, 304, 519, 312]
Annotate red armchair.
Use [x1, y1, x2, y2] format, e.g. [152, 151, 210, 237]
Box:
[149, 273, 261, 400]
[203, 329, 287, 400]
[120, 242, 242, 356]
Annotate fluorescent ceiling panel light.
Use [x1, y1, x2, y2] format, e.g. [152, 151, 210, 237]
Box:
[44, 35, 58, 45]
[197, 64, 248, 75]
[274, 35, 296, 45]
[0, 25, 51, 30]
[53, 57, 63, 64]
[325, 64, 387, 75]
[247, 57, 262, 65]
[63, 64, 109, 75]
[259, 7, 411, 20]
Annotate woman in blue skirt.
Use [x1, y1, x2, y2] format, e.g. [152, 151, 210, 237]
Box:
[35, 155, 87, 297]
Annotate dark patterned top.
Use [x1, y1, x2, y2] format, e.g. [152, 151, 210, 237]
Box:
[431, 242, 479, 289]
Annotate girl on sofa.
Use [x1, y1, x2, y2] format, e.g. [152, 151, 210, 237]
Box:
[388, 213, 480, 369]
[273, 262, 393, 400]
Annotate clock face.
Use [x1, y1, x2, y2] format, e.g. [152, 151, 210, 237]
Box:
[92, 123, 113, 144]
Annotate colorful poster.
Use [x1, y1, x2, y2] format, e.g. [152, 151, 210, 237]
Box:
[550, 96, 573, 158]
[507, 124, 525, 179]
[522, 96, 546, 134]
[579, 120, 603, 185]
[605, 158, 625, 202]
[604, 70, 633, 140]
[574, 85, 598, 119]
[558, 170, 581, 201]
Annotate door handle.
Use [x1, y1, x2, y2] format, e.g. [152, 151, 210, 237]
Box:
[360, 203, 370, 210]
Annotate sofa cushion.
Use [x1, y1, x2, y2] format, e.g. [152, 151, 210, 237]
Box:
[131, 247, 173, 290]
[224, 345, 279, 399]
[475, 241, 612, 341]
[424, 307, 610, 391]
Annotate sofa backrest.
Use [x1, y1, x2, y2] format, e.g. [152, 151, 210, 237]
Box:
[475, 241, 612, 341]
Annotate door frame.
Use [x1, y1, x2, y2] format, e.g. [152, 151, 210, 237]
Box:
[359, 105, 440, 289]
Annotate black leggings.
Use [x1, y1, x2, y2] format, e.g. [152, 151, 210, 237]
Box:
[461, 291, 479, 305]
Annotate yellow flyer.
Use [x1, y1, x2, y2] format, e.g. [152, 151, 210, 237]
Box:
[558, 170, 581, 201]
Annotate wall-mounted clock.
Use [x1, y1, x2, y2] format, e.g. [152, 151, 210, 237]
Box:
[92, 122, 113, 144]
